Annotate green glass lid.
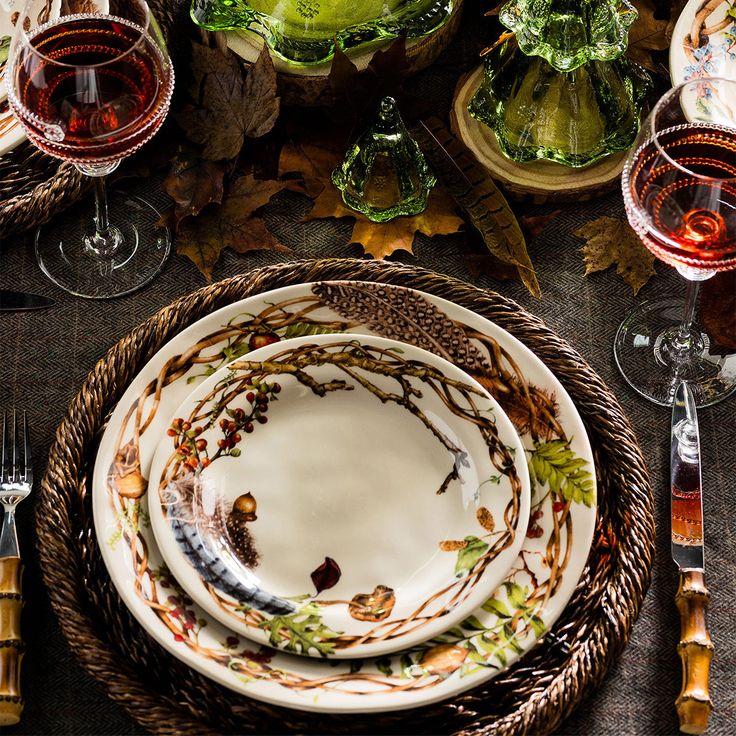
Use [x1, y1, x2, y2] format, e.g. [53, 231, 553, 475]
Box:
[191, 0, 454, 65]
[499, 0, 638, 71]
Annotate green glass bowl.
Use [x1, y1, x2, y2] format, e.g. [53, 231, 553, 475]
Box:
[191, 0, 454, 65]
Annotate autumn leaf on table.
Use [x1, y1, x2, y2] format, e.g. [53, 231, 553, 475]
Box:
[177, 42, 280, 161]
[327, 36, 411, 121]
[162, 149, 226, 230]
[627, 0, 669, 72]
[176, 174, 291, 280]
[278, 139, 343, 199]
[575, 216, 657, 295]
[305, 184, 465, 260]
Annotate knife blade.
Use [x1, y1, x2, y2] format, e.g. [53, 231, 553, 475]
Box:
[671, 380, 713, 734]
[0, 290, 55, 311]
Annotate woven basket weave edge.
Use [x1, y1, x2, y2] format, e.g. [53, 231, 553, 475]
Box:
[35, 258, 656, 736]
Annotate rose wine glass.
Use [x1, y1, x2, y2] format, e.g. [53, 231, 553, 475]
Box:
[616, 76, 736, 407]
[7, 0, 174, 299]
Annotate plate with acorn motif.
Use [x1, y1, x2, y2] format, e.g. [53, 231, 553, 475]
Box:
[147, 334, 531, 660]
[93, 281, 596, 713]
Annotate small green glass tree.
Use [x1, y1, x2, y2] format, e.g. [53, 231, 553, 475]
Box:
[332, 97, 437, 223]
[469, 0, 651, 167]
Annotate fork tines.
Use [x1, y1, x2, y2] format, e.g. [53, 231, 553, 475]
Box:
[1, 410, 31, 485]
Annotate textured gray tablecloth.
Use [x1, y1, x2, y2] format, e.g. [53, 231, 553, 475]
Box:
[1, 7, 735, 734]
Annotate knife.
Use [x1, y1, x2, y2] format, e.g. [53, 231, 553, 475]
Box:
[0, 290, 55, 311]
[671, 381, 713, 734]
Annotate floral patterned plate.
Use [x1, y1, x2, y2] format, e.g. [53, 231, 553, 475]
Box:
[93, 281, 596, 714]
[148, 334, 531, 660]
[669, 0, 736, 84]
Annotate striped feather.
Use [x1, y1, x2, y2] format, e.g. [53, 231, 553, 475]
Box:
[312, 281, 490, 375]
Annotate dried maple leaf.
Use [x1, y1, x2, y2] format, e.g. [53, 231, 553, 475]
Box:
[177, 43, 279, 161]
[327, 35, 411, 121]
[176, 174, 291, 280]
[700, 271, 736, 352]
[628, 0, 669, 71]
[162, 150, 226, 230]
[278, 139, 343, 199]
[575, 216, 657, 295]
[305, 184, 465, 260]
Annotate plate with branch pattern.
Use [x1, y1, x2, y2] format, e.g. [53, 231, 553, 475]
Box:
[147, 334, 530, 660]
[93, 281, 596, 713]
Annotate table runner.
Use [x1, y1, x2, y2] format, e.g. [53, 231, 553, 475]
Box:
[0, 1, 734, 730]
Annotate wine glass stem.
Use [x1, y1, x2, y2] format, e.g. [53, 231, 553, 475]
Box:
[674, 278, 701, 352]
[93, 177, 113, 249]
[77, 165, 124, 262]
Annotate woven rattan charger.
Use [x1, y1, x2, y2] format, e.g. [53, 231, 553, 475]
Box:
[37, 259, 655, 735]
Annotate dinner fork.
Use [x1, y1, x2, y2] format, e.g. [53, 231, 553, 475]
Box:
[0, 410, 31, 726]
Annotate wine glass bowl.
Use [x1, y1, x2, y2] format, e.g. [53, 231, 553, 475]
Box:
[6, 0, 174, 299]
[615, 77, 736, 407]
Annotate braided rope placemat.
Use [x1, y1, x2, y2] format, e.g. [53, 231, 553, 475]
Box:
[36, 259, 655, 735]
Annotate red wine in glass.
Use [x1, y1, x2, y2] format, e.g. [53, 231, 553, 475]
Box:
[7, 0, 175, 300]
[14, 15, 171, 163]
[627, 124, 736, 273]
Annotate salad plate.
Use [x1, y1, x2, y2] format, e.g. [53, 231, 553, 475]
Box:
[147, 334, 530, 660]
[93, 281, 596, 713]
[669, 0, 736, 84]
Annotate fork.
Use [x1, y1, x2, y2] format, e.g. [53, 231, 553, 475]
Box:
[0, 410, 31, 726]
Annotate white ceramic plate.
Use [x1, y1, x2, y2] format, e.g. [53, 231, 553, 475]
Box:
[93, 281, 596, 714]
[148, 334, 531, 660]
[669, 0, 736, 84]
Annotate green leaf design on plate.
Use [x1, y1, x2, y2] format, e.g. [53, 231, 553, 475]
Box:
[283, 322, 338, 339]
[0, 37, 10, 66]
[529, 439, 594, 507]
[259, 603, 340, 657]
[454, 536, 489, 578]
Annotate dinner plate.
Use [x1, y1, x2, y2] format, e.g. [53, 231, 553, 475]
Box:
[148, 334, 531, 660]
[669, 0, 736, 84]
[93, 281, 596, 713]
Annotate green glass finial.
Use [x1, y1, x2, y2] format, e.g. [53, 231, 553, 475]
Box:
[331, 97, 436, 223]
[499, 0, 638, 72]
[468, 0, 651, 168]
[191, 0, 454, 65]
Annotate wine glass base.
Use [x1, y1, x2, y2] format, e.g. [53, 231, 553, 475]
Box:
[614, 297, 736, 408]
[35, 190, 171, 300]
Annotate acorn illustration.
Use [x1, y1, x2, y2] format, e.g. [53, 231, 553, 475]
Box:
[417, 643, 468, 676]
[348, 585, 396, 622]
[226, 493, 259, 568]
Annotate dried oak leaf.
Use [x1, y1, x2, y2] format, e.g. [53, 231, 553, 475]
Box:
[575, 216, 657, 295]
[700, 270, 736, 352]
[163, 150, 226, 230]
[177, 43, 279, 161]
[306, 185, 465, 260]
[311, 557, 341, 594]
[176, 174, 290, 280]
[627, 0, 669, 71]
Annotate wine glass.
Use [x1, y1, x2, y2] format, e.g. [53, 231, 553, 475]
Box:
[615, 76, 736, 408]
[7, 0, 174, 299]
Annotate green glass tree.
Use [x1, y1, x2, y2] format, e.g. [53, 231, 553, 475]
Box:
[191, 0, 454, 65]
[469, 0, 651, 167]
[331, 97, 437, 223]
